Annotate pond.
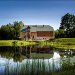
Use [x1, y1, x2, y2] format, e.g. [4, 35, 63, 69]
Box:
[0, 45, 75, 75]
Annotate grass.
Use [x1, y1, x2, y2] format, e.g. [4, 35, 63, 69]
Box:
[54, 38, 75, 45]
[46, 38, 75, 49]
[0, 40, 36, 46]
[53, 64, 75, 75]
[37, 38, 75, 49]
[2, 59, 75, 75]
[0, 38, 75, 49]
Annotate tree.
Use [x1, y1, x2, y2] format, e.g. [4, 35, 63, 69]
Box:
[0, 23, 14, 39]
[0, 21, 24, 40]
[13, 21, 24, 39]
[60, 13, 75, 37]
[55, 29, 65, 38]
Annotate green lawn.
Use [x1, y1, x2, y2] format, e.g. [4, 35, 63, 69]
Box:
[55, 38, 75, 45]
[39, 38, 75, 49]
[0, 40, 36, 46]
[49, 38, 75, 49]
[0, 38, 75, 49]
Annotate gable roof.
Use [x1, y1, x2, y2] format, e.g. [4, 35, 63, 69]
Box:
[21, 28, 27, 32]
[22, 25, 54, 32]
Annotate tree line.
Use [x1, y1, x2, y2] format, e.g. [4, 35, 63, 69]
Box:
[55, 13, 75, 38]
[0, 21, 24, 40]
[0, 13, 75, 40]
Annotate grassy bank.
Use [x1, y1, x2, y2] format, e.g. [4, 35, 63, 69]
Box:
[0, 40, 36, 46]
[37, 38, 75, 45]
[39, 38, 75, 49]
[48, 38, 75, 49]
[54, 38, 75, 45]
[0, 38, 75, 48]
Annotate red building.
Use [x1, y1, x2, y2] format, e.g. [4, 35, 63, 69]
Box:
[20, 25, 54, 40]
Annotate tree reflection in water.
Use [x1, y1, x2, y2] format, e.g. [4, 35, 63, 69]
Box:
[0, 46, 75, 75]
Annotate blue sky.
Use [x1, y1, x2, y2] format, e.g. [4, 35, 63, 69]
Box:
[0, 0, 75, 30]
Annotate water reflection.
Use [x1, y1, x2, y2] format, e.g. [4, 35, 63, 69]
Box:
[0, 46, 54, 60]
[0, 46, 75, 75]
[0, 52, 61, 75]
[0, 46, 75, 60]
[53, 52, 60, 59]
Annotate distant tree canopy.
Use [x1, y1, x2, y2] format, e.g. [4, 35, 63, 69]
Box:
[55, 13, 75, 38]
[0, 21, 24, 40]
[0, 13, 75, 40]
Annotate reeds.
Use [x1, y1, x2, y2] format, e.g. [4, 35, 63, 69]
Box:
[1, 59, 75, 75]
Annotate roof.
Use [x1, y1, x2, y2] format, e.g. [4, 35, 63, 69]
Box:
[22, 25, 54, 32]
[21, 28, 27, 32]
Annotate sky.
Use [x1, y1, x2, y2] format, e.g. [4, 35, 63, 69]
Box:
[0, 0, 75, 30]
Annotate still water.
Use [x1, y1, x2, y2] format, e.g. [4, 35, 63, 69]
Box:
[0, 45, 75, 75]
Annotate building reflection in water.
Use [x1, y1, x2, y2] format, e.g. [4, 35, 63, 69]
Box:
[21, 45, 54, 59]
[0, 46, 75, 75]
[0, 46, 75, 61]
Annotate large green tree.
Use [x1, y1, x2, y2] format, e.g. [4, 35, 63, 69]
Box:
[0, 23, 15, 39]
[13, 21, 24, 39]
[0, 21, 24, 40]
[60, 13, 75, 37]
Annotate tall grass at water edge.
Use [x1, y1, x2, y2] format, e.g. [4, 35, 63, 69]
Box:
[1, 59, 75, 75]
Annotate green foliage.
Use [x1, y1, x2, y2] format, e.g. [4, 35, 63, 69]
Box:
[55, 29, 65, 38]
[59, 13, 75, 37]
[0, 21, 24, 40]
[56, 13, 75, 38]
[13, 21, 24, 39]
